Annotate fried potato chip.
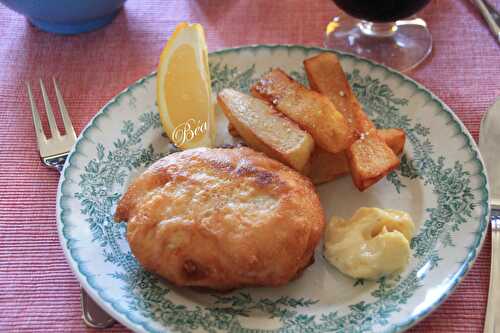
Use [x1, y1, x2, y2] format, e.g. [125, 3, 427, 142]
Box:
[251, 69, 355, 154]
[218, 89, 314, 172]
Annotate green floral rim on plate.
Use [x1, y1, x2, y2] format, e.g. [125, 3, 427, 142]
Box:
[57, 45, 489, 333]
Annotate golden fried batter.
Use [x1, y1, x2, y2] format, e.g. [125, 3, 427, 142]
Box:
[114, 147, 325, 291]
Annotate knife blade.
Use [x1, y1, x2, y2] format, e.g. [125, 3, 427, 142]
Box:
[480, 97, 500, 209]
[473, 0, 500, 44]
[479, 97, 500, 333]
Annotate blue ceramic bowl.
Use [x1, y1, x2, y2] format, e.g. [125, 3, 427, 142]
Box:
[0, 0, 126, 34]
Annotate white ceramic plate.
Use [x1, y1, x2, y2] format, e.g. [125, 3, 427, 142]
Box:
[57, 45, 489, 333]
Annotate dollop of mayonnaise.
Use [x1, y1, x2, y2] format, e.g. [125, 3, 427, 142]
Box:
[324, 207, 415, 280]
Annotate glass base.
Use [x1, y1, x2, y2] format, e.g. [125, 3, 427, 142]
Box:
[324, 14, 432, 72]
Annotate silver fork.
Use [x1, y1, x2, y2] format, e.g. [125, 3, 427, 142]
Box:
[27, 79, 116, 329]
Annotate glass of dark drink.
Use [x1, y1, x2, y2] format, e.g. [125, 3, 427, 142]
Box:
[324, 0, 432, 71]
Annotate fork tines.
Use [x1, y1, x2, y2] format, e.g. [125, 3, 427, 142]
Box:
[26, 78, 77, 158]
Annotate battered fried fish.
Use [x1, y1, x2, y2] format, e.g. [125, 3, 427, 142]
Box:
[114, 147, 325, 291]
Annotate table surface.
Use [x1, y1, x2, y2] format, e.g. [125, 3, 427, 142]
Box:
[0, 0, 499, 332]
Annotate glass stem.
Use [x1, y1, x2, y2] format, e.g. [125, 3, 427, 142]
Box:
[358, 21, 398, 37]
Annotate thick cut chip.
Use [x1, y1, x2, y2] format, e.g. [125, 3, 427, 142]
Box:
[309, 128, 405, 185]
[251, 69, 354, 154]
[218, 89, 314, 172]
[378, 128, 406, 155]
[304, 53, 401, 190]
[304, 52, 375, 134]
[346, 132, 400, 191]
[308, 148, 349, 185]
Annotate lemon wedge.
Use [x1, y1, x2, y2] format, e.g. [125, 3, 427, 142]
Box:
[157, 22, 215, 149]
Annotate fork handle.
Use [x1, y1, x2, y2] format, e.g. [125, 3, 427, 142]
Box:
[484, 213, 500, 333]
[81, 288, 116, 328]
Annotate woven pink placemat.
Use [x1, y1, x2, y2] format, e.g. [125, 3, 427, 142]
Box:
[0, 0, 499, 331]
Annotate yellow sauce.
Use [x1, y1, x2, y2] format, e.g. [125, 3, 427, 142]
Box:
[324, 207, 415, 280]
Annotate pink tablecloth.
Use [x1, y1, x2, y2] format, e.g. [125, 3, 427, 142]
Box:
[0, 0, 499, 332]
